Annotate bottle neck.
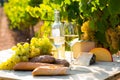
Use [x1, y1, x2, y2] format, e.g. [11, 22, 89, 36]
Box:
[54, 10, 60, 22]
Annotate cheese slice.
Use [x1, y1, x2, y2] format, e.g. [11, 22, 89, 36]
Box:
[73, 52, 95, 66]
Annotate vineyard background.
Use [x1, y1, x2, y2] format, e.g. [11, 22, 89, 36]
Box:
[0, 7, 16, 50]
[0, 7, 41, 50]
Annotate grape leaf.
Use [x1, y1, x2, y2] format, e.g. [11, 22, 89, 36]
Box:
[108, 0, 120, 15]
[64, 0, 71, 5]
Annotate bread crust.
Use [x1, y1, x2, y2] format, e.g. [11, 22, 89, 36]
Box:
[13, 62, 63, 70]
[32, 65, 68, 76]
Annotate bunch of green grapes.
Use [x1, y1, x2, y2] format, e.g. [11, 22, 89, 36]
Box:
[30, 37, 53, 58]
[0, 54, 21, 70]
[0, 37, 53, 70]
[0, 43, 30, 70]
[12, 43, 30, 61]
[81, 21, 95, 41]
[38, 37, 53, 55]
[30, 37, 41, 58]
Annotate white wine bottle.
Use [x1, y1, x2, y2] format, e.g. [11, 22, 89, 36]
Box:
[51, 10, 65, 59]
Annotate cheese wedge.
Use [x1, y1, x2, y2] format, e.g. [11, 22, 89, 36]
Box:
[90, 48, 113, 62]
[71, 39, 95, 58]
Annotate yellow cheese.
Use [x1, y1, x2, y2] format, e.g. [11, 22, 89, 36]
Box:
[90, 48, 113, 62]
[71, 40, 95, 59]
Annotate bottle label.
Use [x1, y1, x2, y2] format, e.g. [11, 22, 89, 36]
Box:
[52, 29, 60, 37]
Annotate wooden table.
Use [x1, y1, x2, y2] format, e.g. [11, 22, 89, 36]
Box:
[0, 49, 120, 80]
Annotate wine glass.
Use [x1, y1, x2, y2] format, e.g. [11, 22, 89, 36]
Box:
[64, 22, 79, 62]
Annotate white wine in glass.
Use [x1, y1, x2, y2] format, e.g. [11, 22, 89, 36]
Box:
[64, 22, 79, 62]
[49, 36, 65, 59]
[64, 22, 78, 51]
[65, 35, 78, 50]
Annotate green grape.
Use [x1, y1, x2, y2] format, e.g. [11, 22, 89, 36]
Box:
[20, 56, 29, 62]
[0, 61, 10, 70]
[30, 47, 40, 58]
[17, 43, 22, 47]
[11, 46, 17, 50]
[34, 48, 40, 54]
[10, 54, 21, 63]
[23, 42, 29, 47]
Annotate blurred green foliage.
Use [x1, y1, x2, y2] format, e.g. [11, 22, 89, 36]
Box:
[4, 0, 120, 53]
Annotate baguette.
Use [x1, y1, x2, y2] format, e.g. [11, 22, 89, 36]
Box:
[29, 55, 55, 63]
[13, 62, 63, 71]
[32, 65, 68, 76]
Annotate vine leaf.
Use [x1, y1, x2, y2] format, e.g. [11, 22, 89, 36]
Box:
[108, 0, 120, 15]
[64, 0, 71, 5]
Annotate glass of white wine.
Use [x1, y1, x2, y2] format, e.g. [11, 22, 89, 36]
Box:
[64, 22, 79, 62]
